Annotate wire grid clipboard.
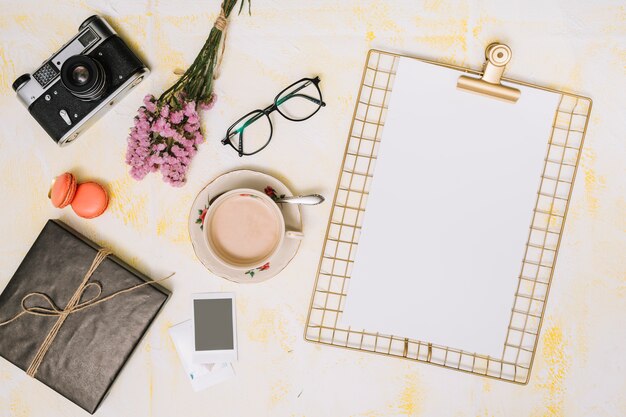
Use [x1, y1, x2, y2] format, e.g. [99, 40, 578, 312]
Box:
[304, 49, 592, 384]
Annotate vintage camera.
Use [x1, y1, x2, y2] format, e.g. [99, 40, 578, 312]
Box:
[12, 15, 149, 146]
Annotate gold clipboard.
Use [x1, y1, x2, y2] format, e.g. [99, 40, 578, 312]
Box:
[304, 47, 592, 384]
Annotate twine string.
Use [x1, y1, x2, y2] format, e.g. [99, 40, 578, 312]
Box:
[213, 7, 229, 80]
[24, 249, 110, 377]
[214, 8, 228, 31]
[0, 249, 174, 378]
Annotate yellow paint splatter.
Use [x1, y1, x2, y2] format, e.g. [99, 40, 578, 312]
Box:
[125, 256, 142, 270]
[417, 33, 468, 52]
[163, 13, 209, 29]
[389, 373, 421, 416]
[548, 208, 560, 228]
[0, 46, 16, 95]
[12, 14, 34, 31]
[535, 324, 570, 417]
[159, 319, 180, 364]
[0, 368, 11, 382]
[482, 380, 492, 392]
[413, 16, 468, 53]
[270, 380, 289, 407]
[143, 340, 154, 412]
[152, 15, 194, 85]
[583, 167, 599, 214]
[155, 215, 190, 243]
[423, 0, 444, 11]
[469, 16, 501, 42]
[580, 148, 606, 216]
[148, 373, 153, 403]
[9, 390, 30, 417]
[160, 320, 174, 348]
[155, 193, 193, 244]
[617, 198, 626, 234]
[111, 15, 149, 57]
[247, 308, 294, 352]
[107, 176, 149, 230]
[238, 295, 249, 315]
[353, 3, 403, 42]
[365, 31, 376, 41]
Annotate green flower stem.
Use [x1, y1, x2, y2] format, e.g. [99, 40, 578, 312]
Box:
[159, 0, 250, 107]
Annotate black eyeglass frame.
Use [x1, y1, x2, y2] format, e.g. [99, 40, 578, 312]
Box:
[221, 76, 326, 157]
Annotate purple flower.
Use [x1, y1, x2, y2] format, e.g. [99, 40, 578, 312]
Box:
[183, 122, 200, 133]
[143, 94, 157, 113]
[186, 113, 199, 125]
[125, 95, 214, 187]
[199, 94, 217, 111]
[194, 131, 204, 145]
[162, 125, 177, 139]
[170, 110, 184, 124]
[152, 117, 167, 133]
[183, 101, 197, 117]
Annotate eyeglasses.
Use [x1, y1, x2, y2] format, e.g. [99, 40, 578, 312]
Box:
[222, 77, 326, 156]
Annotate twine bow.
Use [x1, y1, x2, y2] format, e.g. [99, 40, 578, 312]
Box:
[0, 249, 173, 378]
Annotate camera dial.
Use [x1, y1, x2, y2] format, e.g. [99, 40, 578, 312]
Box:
[60, 55, 107, 101]
[79, 15, 99, 31]
[12, 74, 31, 92]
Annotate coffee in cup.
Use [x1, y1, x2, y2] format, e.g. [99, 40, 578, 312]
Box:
[203, 188, 303, 270]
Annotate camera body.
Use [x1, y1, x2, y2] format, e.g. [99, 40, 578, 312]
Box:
[12, 15, 149, 146]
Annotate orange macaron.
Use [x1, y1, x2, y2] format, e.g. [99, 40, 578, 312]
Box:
[71, 182, 109, 219]
[49, 172, 109, 219]
[50, 172, 77, 209]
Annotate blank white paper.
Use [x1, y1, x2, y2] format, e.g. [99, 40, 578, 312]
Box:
[169, 320, 235, 392]
[340, 57, 560, 357]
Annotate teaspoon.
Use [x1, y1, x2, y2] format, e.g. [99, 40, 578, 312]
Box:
[274, 194, 325, 205]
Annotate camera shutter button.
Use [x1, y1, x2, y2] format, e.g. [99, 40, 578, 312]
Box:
[59, 109, 72, 126]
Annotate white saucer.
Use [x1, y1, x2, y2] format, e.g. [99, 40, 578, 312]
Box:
[188, 170, 302, 283]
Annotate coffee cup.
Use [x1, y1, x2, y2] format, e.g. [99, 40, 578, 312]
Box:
[202, 188, 304, 270]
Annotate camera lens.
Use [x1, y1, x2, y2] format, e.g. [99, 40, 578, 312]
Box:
[61, 55, 107, 101]
[72, 65, 90, 85]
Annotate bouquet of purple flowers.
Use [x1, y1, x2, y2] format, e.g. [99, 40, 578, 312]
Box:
[125, 0, 249, 187]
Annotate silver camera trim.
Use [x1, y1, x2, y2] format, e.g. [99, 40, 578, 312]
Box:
[58, 67, 149, 146]
[14, 16, 116, 108]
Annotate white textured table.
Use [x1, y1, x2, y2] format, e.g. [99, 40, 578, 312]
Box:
[0, 1, 624, 416]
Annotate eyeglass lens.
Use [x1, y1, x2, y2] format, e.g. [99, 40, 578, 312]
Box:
[224, 78, 324, 156]
[275, 79, 323, 121]
[228, 110, 273, 155]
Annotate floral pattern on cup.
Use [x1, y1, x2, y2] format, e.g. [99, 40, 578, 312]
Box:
[264, 186, 285, 203]
[245, 262, 270, 278]
[195, 204, 209, 230]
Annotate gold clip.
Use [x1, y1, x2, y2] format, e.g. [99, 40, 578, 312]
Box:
[457, 43, 520, 103]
